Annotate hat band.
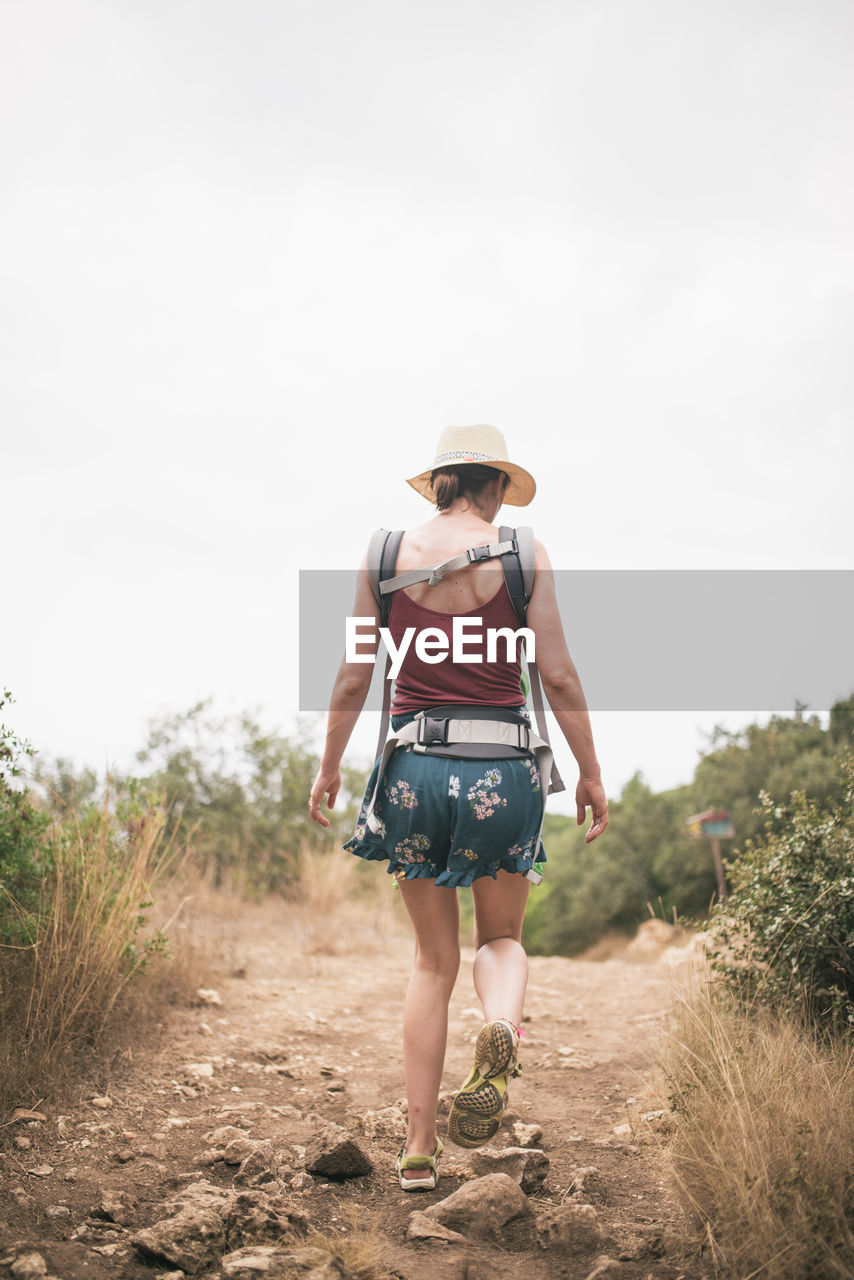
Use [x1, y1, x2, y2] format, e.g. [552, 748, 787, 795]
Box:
[433, 449, 502, 465]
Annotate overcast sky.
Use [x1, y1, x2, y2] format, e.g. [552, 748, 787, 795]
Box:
[3, 0, 852, 813]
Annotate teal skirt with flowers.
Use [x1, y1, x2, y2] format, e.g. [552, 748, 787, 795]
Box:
[343, 705, 548, 888]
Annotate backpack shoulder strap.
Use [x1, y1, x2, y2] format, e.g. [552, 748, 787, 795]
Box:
[367, 528, 404, 628]
[499, 525, 566, 795]
[499, 524, 528, 625]
[366, 529, 403, 760]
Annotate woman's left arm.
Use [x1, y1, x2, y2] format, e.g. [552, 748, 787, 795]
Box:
[308, 551, 379, 828]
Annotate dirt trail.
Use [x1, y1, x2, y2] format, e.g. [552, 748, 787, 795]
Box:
[0, 903, 706, 1280]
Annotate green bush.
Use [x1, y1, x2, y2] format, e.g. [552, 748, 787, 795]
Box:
[0, 690, 51, 944]
[706, 755, 854, 1027]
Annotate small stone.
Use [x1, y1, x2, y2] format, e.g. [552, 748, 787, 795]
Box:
[153, 1272, 185, 1279]
[131, 1207, 226, 1273]
[95, 1189, 136, 1226]
[470, 1146, 549, 1193]
[91, 1095, 113, 1109]
[425, 1173, 533, 1239]
[223, 1137, 262, 1165]
[537, 1202, 605, 1252]
[357, 1107, 406, 1141]
[185, 1062, 215, 1079]
[223, 1188, 308, 1248]
[612, 1123, 632, 1138]
[194, 988, 223, 1006]
[14, 1136, 32, 1150]
[304, 1125, 372, 1180]
[568, 1166, 603, 1196]
[557, 1047, 598, 1070]
[27, 1165, 54, 1178]
[115, 1147, 136, 1163]
[511, 1122, 543, 1148]
[220, 1245, 352, 1277]
[44, 1204, 71, 1218]
[406, 1211, 467, 1242]
[290, 1172, 314, 1192]
[11, 1254, 48, 1279]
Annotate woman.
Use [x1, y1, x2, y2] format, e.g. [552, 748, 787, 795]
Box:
[308, 424, 608, 1191]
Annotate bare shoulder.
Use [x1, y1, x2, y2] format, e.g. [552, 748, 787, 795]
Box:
[533, 537, 553, 572]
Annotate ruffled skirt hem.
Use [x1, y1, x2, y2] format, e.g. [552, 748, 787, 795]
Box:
[343, 835, 545, 889]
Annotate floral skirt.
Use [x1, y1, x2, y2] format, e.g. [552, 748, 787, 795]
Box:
[343, 705, 548, 888]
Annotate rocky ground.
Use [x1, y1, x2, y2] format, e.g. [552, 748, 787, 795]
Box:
[0, 901, 709, 1280]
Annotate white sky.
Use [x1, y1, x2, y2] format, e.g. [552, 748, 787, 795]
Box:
[3, 0, 853, 812]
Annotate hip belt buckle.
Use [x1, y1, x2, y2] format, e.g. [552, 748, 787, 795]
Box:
[416, 715, 450, 747]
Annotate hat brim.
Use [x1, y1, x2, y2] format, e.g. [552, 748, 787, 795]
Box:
[406, 461, 536, 507]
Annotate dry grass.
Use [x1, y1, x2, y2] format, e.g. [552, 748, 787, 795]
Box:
[659, 967, 854, 1279]
[0, 793, 207, 1115]
[282, 842, 408, 956]
[306, 1204, 396, 1279]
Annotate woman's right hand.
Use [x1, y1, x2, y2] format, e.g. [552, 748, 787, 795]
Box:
[577, 775, 608, 843]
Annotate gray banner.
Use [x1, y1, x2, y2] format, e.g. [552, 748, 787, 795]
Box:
[299, 570, 854, 712]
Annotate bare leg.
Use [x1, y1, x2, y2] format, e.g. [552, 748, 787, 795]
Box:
[397, 877, 460, 1175]
[471, 870, 530, 1026]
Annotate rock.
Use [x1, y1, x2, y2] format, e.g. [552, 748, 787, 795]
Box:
[234, 1146, 282, 1187]
[469, 1146, 549, 1193]
[304, 1125, 372, 1180]
[425, 1173, 533, 1239]
[95, 1189, 137, 1226]
[26, 1165, 54, 1178]
[220, 1245, 353, 1278]
[584, 1257, 624, 1279]
[153, 1273, 185, 1280]
[356, 1107, 406, 1141]
[557, 1047, 598, 1070]
[223, 1137, 265, 1166]
[44, 1204, 71, 1218]
[10, 1255, 48, 1279]
[568, 1166, 603, 1197]
[194, 988, 223, 1006]
[289, 1172, 314, 1192]
[223, 1190, 308, 1249]
[131, 1206, 226, 1273]
[185, 1062, 215, 1080]
[511, 1122, 543, 1148]
[207, 1125, 249, 1147]
[406, 1211, 467, 1243]
[172, 1179, 234, 1213]
[612, 1123, 632, 1138]
[537, 1203, 605, 1252]
[14, 1136, 32, 1150]
[91, 1095, 113, 1108]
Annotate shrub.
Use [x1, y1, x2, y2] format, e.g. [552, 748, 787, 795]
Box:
[662, 979, 854, 1280]
[706, 755, 854, 1027]
[0, 690, 52, 944]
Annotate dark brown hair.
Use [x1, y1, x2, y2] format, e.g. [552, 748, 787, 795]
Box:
[430, 464, 508, 512]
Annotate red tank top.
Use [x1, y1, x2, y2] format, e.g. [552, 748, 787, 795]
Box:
[388, 578, 525, 713]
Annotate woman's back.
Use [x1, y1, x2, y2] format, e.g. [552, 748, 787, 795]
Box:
[393, 512, 510, 615]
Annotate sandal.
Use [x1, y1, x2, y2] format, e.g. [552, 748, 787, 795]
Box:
[396, 1137, 444, 1191]
[447, 1019, 522, 1149]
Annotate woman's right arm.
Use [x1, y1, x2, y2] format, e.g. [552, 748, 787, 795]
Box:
[525, 538, 609, 842]
[308, 550, 378, 828]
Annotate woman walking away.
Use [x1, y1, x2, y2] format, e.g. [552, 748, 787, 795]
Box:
[309, 424, 608, 1192]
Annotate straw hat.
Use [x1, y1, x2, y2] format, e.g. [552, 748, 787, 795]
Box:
[406, 424, 536, 507]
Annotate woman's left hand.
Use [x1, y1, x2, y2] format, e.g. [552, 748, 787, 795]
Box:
[309, 768, 342, 827]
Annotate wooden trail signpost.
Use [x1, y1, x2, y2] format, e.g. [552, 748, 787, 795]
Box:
[686, 808, 735, 905]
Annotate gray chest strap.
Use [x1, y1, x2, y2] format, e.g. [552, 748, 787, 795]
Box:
[363, 712, 553, 870]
